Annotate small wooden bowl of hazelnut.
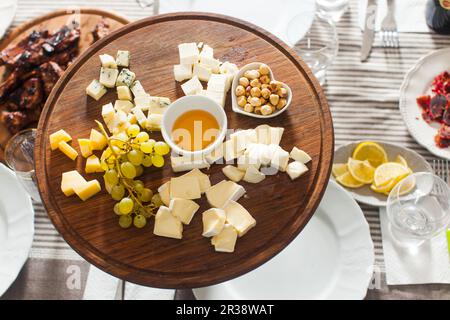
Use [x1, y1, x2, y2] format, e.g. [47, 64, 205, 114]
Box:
[231, 62, 292, 118]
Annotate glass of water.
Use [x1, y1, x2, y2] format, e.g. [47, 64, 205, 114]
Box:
[287, 12, 338, 86]
[4, 128, 41, 202]
[387, 172, 450, 248]
[316, 0, 349, 22]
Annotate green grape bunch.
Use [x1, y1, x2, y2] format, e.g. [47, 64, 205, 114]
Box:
[95, 120, 170, 229]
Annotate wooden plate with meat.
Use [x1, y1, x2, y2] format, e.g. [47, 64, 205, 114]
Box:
[35, 13, 333, 288]
[0, 8, 129, 160]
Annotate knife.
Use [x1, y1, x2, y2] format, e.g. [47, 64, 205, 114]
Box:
[361, 0, 378, 62]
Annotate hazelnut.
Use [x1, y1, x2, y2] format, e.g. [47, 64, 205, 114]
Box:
[260, 75, 270, 84]
[237, 96, 247, 107]
[260, 97, 266, 105]
[277, 98, 287, 110]
[269, 80, 281, 92]
[250, 87, 261, 97]
[239, 77, 249, 87]
[254, 106, 262, 114]
[244, 104, 254, 113]
[249, 97, 262, 107]
[250, 79, 261, 88]
[245, 85, 252, 96]
[277, 87, 288, 98]
[269, 94, 280, 106]
[259, 64, 270, 75]
[244, 70, 260, 80]
[261, 84, 269, 90]
[261, 104, 273, 115]
[261, 88, 271, 99]
[235, 85, 246, 96]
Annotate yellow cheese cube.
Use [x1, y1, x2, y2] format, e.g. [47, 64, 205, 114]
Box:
[61, 170, 87, 196]
[85, 155, 104, 174]
[49, 129, 72, 150]
[211, 224, 238, 253]
[74, 179, 101, 201]
[58, 141, 78, 160]
[77, 138, 92, 158]
[90, 129, 108, 150]
[117, 86, 132, 101]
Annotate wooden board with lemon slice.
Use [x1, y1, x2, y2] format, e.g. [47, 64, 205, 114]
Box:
[333, 141, 432, 207]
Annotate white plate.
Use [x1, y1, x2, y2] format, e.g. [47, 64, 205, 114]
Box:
[333, 141, 433, 207]
[0, 0, 17, 40]
[399, 48, 450, 160]
[0, 163, 34, 296]
[193, 180, 374, 300]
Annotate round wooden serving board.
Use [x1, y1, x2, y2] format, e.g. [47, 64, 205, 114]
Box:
[35, 13, 334, 288]
[0, 8, 129, 160]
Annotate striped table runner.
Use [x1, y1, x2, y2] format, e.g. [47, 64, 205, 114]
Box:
[2, 0, 450, 299]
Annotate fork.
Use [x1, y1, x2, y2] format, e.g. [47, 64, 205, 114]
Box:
[380, 0, 399, 48]
[432, 159, 450, 195]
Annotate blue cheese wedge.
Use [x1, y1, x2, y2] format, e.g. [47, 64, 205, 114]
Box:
[181, 76, 203, 95]
[286, 161, 309, 180]
[178, 42, 199, 65]
[99, 54, 117, 68]
[193, 63, 212, 82]
[223, 200, 256, 237]
[153, 206, 183, 239]
[116, 68, 136, 87]
[130, 80, 147, 97]
[290, 147, 312, 164]
[114, 100, 134, 114]
[117, 85, 132, 101]
[99, 67, 119, 88]
[148, 96, 171, 114]
[211, 224, 238, 253]
[116, 50, 130, 67]
[169, 198, 200, 225]
[86, 79, 107, 100]
[222, 165, 245, 182]
[174, 64, 193, 82]
[202, 208, 226, 237]
[205, 180, 246, 208]
[134, 94, 151, 111]
[170, 176, 201, 200]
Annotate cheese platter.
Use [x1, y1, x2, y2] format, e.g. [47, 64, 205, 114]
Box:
[35, 13, 333, 288]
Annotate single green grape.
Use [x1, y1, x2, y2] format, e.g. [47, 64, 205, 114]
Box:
[119, 215, 132, 228]
[121, 162, 136, 179]
[138, 188, 153, 202]
[139, 207, 153, 218]
[133, 180, 145, 193]
[128, 149, 144, 166]
[111, 184, 125, 201]
[114, 132, 128, 149]
[135, 132, 149, 143]
[133, 214, 147, 228]
[154, 141, 170, 156]
[113, 203, 121, 215]
[119, 197, 134, 214]
[135, 165, 144, 177]
[142, 155, 153, 167]
[104, 169, 119, 185]
[151, 154, 165, 168]
[151, 193, 163, 207]
[127, 124, 140, 138]
[140, 139, 155, 154]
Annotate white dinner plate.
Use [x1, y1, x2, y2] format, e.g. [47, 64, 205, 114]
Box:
[0, 0, 17, 40]
[193, 180, 374, 300]
[0, 163, 34, 296]
[399, 48, 450, 160]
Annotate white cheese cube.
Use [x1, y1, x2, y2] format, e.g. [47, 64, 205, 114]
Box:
[169, 198, 200, 225]
[230, 129, 257, 152]
[205, 89, 226, 107]
[130, 80, 147, 98]
[219, 61, 239, 91]
[193, 63, 212, 82]
[117, 85, 132, 101]
[200, 45, 220, 72]
[131, 107, 147, 127]
[116, 50, 130, 67]
[116, 68, 136, 87]
[205, 143, 224, 164]
[205, 180, 246, 208]
[158, 182, 171, 206]
[207, 74, 227, 93]
[114, 100, 134, 114]
[173, 64, 193, 82]
[200, 44, 214, 59]
[99, 67, 119, 88]
[255, 124, 271, 145]
[170, 176, 201, 200]
[147, 113, 163, 131]
[211, 224, 238, 253]
[86, 79, 107, 100]
[178, 42, 199, 65]
[223, 200, 256, 237]
[202, 208, 226, 238]
[245, 143, 270, 166]
[181, 76, 203, 96]
[290, 147, 312, 164]
[99, 54, 117, 69]
[223, 139, 242, 162]
[286, 161, 309, 180]
[269, 127, 285, 146]
[222, 165, 245, 182]
[101, 103, 115, 124]
[237, 154, 261, 171]
[170, 154, 210, 172]
[181, 168, 211, 194]
[243, 166, 265, 184]
[271, 148, 290, 172]
[153, 206, 183, 239]
[134, 94, 151, 111]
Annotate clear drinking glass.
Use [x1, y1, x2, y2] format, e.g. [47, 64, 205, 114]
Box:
[387, 172, 450, 248]
[4, 128, 41, 202]
[315, 0, 349, 22]
[287, 12, 338, 86]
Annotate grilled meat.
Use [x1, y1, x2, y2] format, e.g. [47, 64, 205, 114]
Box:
[39, 61, 64, 97]
[1, 107, 41, 134]
[92, 19, 111, 42]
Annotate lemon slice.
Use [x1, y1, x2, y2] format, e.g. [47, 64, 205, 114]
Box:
[373, 162, 410, 187]
[336, 172, 365, 188]
[352, 142, 388, 168]
[394, 155, 408, 168]
[332, 163, 348, 178]
[371, 179, 396, 195]
[398, 176, 416, 195]
[347, 158, 375, 184]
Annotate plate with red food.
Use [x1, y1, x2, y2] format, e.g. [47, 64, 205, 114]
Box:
[400, 48, 450, 159]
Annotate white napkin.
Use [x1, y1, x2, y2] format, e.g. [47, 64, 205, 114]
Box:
[124, 282, 175, 300]
[0, 0, 17, 39]
[156, 0, 316, 45]
[379, 207, 450, 285]
[82, 265, 122, 300]
[358, 0, 430, 33]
